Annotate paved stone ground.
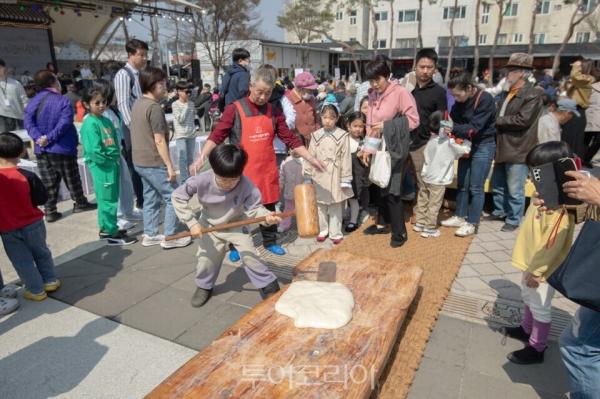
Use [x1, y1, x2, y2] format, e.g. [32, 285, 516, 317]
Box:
[1, 199, 580, 398]
[408, 216, 578, 399]
[407, 315, 569, 399]
[46, 227, 332, 351]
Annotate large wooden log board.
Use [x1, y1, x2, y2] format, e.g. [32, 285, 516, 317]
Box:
[146, 249, 423, 399]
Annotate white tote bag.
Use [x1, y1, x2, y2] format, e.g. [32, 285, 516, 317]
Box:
[368, 135, 391, 188]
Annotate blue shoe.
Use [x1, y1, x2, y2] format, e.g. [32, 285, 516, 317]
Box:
[229, 249, 241, 262]
[266, 244, 286, 256]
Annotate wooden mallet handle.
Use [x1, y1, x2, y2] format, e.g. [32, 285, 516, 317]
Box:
[165, 210, 296, 241]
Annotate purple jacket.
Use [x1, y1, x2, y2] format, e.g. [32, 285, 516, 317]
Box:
[24, 89, 78, 156]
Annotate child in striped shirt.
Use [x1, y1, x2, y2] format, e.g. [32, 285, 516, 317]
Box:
[172, 81, 197, 182]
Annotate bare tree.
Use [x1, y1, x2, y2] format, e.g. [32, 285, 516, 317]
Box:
[192, 0, 260, 84]
[473, 0, 482, 80]
[277, 0, 334, 67]
[445, 0, 459, 83]
[552, 0, 600, 74]
[528, 0, 543, 54]
[583, 5, 600, 42]
[313, 28, 363, 81]
[344, 0, 379, 52]
[488, 0, 511, 86]
[417, 0, 424, 48]
[387, 0, 394, 58]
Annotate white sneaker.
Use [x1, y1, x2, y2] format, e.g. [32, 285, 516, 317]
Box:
[455, 223, 477, 237]
[117, 219, 136, 230]
[441, 216, 466, 228]
[161, 236, 192, 249]
[420, 228, 441, 238]
[142, 234, 165, 247]
[413, 223, 425, 232]
[0, 284, 19, 299]
[126, 210, 144, 221]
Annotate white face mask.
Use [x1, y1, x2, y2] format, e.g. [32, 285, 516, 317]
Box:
[501, 79, 511, 92]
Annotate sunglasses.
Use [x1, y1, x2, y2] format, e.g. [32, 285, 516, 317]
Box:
[92, 99, 108, 106]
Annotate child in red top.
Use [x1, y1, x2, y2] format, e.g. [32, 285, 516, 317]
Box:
[0, 132, 59, 301]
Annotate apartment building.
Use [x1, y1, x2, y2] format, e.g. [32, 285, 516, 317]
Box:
[284, 0, 599, 50]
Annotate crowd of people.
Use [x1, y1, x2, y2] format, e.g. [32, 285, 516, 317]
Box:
[1, 40, 600, 397]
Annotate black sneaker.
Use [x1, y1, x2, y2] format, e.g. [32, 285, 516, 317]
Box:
[107, 235, 138, 246]
[484, 214, 506, 221]
[501, 223, 519, 232]
[390, 238, 407, 248]
[503, 325, 530, 343]
[99, 229, 127, 239]
[345, 223, 358, 233]
[73, 202, 97, 213]
[259, 280, 281, 300]
[507, 345, 545, 365]
[363, 225, 390, 235]
[45, 212, 62, 223]
[191, 287, 212, 307]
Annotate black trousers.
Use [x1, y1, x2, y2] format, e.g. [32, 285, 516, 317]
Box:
[377, 194, 408, 243]
[37, 153, 87, 213]
[260, 202, 278, 247]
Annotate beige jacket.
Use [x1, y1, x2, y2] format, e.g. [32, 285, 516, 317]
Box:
[567, 63, 596, 109]
[304, 127, 353, 204]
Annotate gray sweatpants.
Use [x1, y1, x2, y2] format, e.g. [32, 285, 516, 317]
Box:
[194, 228, 277, 290]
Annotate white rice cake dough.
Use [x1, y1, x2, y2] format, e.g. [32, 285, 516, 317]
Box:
[275, 280, 355, 329]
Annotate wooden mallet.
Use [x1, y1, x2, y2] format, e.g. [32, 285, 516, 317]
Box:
[165, 183, 319, 241]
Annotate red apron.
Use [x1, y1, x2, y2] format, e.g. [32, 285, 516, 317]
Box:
[233, 99, 279, 204]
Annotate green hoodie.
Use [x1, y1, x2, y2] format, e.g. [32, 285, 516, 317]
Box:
[80, 114, 120, 168]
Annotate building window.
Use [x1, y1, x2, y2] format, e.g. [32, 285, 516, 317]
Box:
[376, 39, 387, 49]
[576, 31, 591, 43]
[513, 33, 523, 43]
[536, 1, 550, 14]
[497, 33, 507, 45]
[349, 10, 357, 25]
[443, 6, 467, 19]
[335, 11, 343, 20]
[534, 33, 546, 44]
[396, 38, 417, 48]
[437, 35, 469, 47]
[554, 4, 562, 10]
[349, 37, 357, 42]
[504, 3, 519, 16]
[398, 9, 419, 22]
[481, 3, 490, 24]
[375, 11, 388, 21]
[478, 34, 487, 45]
[579, 0, 596, 13]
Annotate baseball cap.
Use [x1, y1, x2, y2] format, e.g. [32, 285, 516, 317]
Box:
[557, 98, 580, 117]
[293, 72, 318, 90]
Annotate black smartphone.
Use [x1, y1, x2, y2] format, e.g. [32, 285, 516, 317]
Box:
[530, 158, 582, 208]
[530, 162, 560, 209]
[555, 158, 582, 206]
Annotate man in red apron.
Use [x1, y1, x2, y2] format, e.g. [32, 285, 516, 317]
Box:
[192, 65, 324, 257]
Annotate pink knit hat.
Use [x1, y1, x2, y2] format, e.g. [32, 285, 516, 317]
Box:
[293, 72, 318, 90]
